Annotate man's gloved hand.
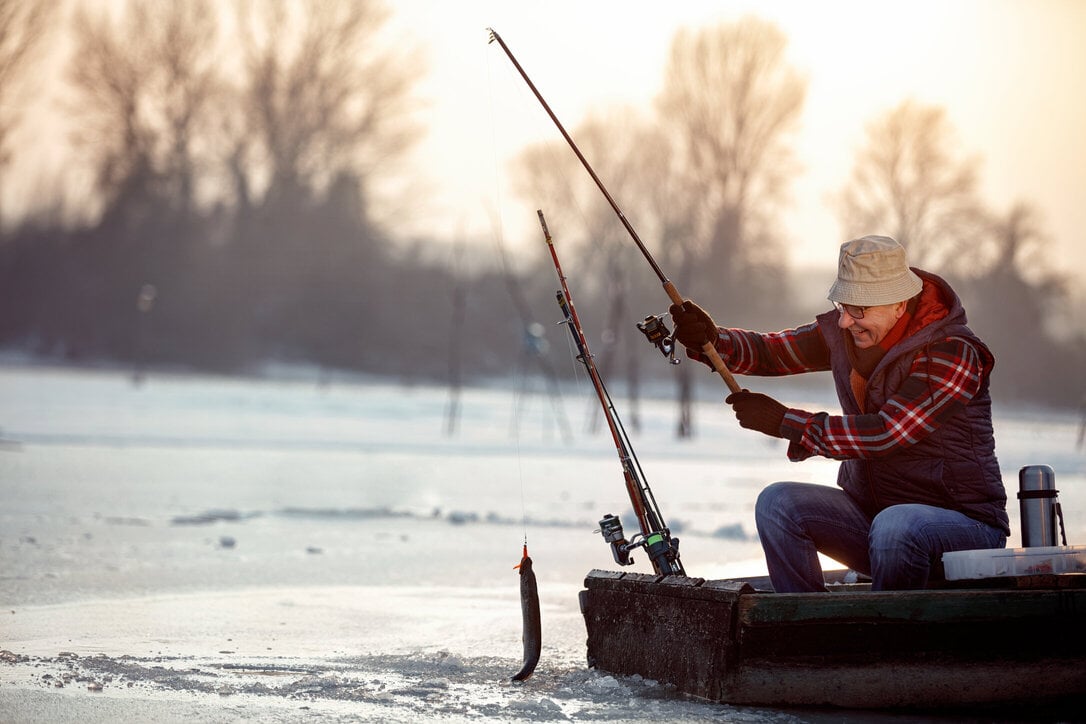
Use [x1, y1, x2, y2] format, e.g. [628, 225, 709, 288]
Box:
[726, 390, 787, 439]
[668, 300, 718, 350]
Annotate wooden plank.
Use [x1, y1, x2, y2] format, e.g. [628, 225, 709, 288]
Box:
[725, 657, 1086, 708]
[736, 588, 1086, 666]
[738, 588, 1086, 625]
[584, 570, 747, 603]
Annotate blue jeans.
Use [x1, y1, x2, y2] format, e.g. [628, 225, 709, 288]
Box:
[754, 482, 1007, 592]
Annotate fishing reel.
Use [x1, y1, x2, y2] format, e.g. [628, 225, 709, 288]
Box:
[597, 514, 634, 566]
[597, 514, 683, 574]
[636, 314, 680, 365]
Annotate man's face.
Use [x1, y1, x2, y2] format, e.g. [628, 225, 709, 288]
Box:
[837, 300, 906, 349]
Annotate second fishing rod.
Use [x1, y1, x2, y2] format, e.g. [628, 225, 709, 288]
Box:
[488, 27, 742, 395]
[539, 209, 683, 577]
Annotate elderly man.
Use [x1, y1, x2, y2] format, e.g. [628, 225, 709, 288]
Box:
[670, 235, 1008, 592]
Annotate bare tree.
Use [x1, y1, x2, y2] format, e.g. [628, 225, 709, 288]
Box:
[0, 0, 59, 229]
[231, 0, 422, 222]
[68, 0, 221, 222]
[512, 108, 663, 432]
[508, 19, 807, 437]
[963, 201, 1082, 402]
[969, 201, 1069, 328]
[985, 203, 1066, 289]
[654, 17, 805, 437]
[512, 108, 653, 275]
[655, 17, 805, 306]
[836, 99, 988, 272]
[67, 0, 420, 231]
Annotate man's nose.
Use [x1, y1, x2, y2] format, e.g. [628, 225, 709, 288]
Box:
[837, 310, 854, 329]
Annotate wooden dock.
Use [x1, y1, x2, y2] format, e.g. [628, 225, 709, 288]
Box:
[579, 569, 1086, 708]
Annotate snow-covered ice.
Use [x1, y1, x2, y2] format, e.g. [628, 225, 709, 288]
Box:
[1, 364, 1083, 722]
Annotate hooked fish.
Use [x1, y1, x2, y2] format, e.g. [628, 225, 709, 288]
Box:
[511, 545, 541, 682]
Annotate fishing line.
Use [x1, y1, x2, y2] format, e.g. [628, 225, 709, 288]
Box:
[501, 251, 530, 546]
[485, 29, 620, 548]
[486, 40, 537, 551]
[487, 30, 577, 688]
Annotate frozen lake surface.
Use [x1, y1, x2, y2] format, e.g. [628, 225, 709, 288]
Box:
[1, 364, 1084, 722]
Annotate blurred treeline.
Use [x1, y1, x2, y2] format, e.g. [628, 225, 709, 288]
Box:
[0, 3, 1082, 414]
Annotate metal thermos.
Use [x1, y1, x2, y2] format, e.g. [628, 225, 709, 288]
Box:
[1018, 465, 1059, 547]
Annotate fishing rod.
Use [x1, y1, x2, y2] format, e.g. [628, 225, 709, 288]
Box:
[539, 209, 684, 577]
[487, 28, 741, 395]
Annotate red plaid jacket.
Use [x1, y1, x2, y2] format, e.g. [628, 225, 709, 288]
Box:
[693, 321, 990, 462]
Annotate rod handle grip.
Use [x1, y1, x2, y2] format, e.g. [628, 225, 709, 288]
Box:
[662, 281, 743, 395]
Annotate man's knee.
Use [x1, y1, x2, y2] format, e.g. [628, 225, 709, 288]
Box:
[755, 481, 794, 523]
[869, 504, 928, 550]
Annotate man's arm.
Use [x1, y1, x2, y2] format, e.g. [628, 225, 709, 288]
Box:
[688, 322, 832, 376]
[780, 337, 988, 461]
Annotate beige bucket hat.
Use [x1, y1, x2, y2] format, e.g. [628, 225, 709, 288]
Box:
[827, 235, 923, 307]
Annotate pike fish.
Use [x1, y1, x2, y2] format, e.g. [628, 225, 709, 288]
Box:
[511, 545, 541, 682]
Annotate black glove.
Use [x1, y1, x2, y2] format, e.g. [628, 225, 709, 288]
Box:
[668, 300, 718, 350]
[726, 390, 787, 438]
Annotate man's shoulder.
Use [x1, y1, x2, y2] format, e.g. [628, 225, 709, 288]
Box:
[923, 334, 994, 370]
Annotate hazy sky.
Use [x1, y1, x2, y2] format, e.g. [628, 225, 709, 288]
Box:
[7, 1, 1084, 293]
[386, 0, 1085, 286]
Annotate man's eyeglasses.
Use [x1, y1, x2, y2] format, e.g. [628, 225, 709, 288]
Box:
[834, 302, 869, 320]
